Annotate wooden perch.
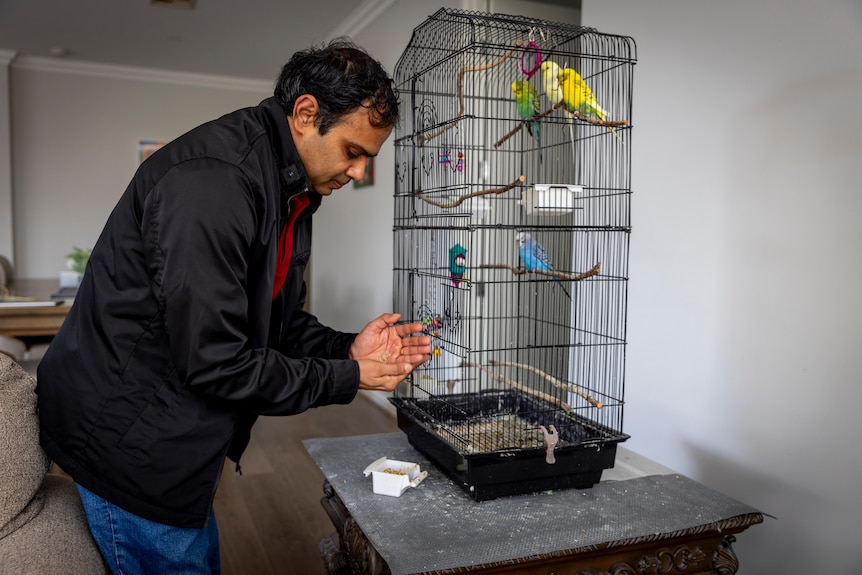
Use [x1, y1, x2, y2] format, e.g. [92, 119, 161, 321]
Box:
[495, 101, 629, 149]
[489, 359, 603, 409]
[416, 175, 525, 208]
[478, 261, 601, 282]
[418, 372, 440, 386]
[463, 361, 573, 413]
[569, 109, 629, 128]
[495, 101, 566, 148]
[419, 41, 523, 146]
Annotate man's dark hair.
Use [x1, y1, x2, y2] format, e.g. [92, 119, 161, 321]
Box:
[274, 38, 399, 134]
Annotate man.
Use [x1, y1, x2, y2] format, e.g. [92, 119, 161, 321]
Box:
[36, 39, 430, 574]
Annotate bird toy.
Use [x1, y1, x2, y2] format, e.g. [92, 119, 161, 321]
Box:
[519, 37, 542, 79]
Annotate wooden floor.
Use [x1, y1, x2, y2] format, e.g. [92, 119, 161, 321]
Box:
[213, 392, 398, 575]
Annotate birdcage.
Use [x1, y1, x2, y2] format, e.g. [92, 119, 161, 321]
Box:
[391, 8, 636, 501]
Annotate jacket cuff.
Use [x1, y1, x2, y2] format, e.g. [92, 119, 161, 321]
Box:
[328, 359, 360, 405]
[329, 332, 358, 359]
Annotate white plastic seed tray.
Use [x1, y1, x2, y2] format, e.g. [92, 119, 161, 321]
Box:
[363, 456, 428, 497]
[521, 184, 583, 216]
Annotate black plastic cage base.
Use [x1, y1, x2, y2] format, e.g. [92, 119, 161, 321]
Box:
[391, 391, 628, 501]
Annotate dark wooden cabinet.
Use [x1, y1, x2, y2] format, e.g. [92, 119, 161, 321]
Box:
[305, 434, 763, 575]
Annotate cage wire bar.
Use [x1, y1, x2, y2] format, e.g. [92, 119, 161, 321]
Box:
[391, 8, 636, 500]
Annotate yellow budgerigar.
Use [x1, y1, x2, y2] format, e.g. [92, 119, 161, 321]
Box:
[558, 66, 624, 144]
[540, 60, 576, 158]
[540, 60, 564, 107]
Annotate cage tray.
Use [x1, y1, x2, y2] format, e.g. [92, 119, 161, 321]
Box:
[390, 391, 628, 501]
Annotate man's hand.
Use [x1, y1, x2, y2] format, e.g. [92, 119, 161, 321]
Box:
[350, 313, 432, 391]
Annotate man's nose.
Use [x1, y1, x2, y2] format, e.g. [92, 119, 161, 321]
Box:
[346, 157, 368, 181]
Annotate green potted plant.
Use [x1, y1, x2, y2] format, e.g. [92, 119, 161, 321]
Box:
[60, 246, 91, 288]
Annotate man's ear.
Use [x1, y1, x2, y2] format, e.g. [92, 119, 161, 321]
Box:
[290, 94, 319, 135]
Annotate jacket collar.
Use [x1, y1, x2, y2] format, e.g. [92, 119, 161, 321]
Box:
[259, 97, 322, 212]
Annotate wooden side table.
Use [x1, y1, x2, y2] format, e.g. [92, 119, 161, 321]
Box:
[0, 279, 71, 338]
[304, 433, 763, 575]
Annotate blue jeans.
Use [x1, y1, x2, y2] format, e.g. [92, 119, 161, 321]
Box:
[76, 484, 221, 575]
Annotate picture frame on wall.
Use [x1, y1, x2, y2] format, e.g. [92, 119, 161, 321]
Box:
[138, 139, 166, 165]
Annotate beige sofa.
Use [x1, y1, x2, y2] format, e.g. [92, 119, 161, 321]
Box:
[0, 354, 108, 574]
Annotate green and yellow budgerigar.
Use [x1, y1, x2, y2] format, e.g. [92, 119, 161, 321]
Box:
[511, 79, 541, 148]
[558, 66, 624, 144]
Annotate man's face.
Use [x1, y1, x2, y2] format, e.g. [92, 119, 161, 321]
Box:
[292, 100, 392, 196]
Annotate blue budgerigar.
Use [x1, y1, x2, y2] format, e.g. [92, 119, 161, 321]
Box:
[516, 231, 571, 299]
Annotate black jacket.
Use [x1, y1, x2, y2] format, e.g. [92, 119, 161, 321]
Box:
[36, 97, 359, 528]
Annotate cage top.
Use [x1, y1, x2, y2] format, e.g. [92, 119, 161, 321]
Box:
[395, 7, 636, 80]
[425, 7, 596, 36]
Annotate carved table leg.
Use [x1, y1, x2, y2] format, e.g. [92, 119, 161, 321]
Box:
[319, 532, 352, 575]
[712, 535, 739, 575]
[320, 479, 390, 575]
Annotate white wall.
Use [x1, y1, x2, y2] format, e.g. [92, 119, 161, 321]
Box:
[8, 59, 271, 278]
[579, 1, 862, 573]
[0, 51, 14, 264]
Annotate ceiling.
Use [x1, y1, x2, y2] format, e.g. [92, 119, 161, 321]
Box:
[0, 0, 389, 81]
